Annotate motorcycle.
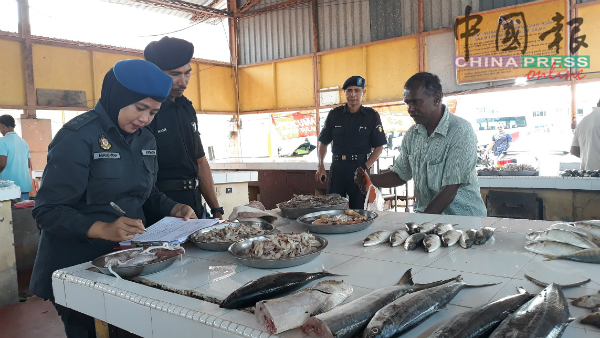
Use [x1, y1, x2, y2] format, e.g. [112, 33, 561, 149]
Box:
[477, 144, 493, 167]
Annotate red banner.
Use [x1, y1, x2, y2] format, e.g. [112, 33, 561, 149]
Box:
[271, 111, 317, 140]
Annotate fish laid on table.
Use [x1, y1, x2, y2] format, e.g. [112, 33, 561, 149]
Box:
[571, 221, 600, 241]
[550, 222, 597, 240]
[103, 245, 184, 268]
[570, 293, 600, 309]
[526, 229, 598, 249]
[363, 276, 498, 338]
[474, 227, 495, 245]
[256, 280, 353, 334]
[428, 287, 534, 338]
[544, 248, 600, 263]
[389, 230, 410, 247]
[423, 234, 442, 253]
[417, 222, 436, 234]
[488, 283, 573, 338]
[404, 233, 426, 251]
[434, 223, 455, 236]
[459, 229, 477, 249]
[441, 229, 463, 247]
[301, 269, 457, 338]
[405, 222, 419, 234]
[220, 270, 340, 309]
[524, 241, 583, 256]
[364, 230, 394, 247]
[581, 313, 600, 329]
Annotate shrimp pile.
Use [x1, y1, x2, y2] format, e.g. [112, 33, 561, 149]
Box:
[312, 209, 371, 225]
[244, 233, 322, 260]
[191, 223, 268, 243]
[278, 194, 346, 208]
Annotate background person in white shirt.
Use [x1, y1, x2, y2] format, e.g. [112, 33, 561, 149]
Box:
[571, 99, 600, 170]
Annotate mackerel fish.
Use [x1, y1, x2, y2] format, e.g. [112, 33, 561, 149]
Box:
[474, 227, 495, 245]
[417, 222, 436, 234]
[389, 229, 410, 247]
[526, 229, 598, 249]
[545, 248, 600, 263]
[441, 229, 462, 247]
[364, 230, 394, 247]
[581, 313, 600, 329]
[524, 241, 583, 256]
[459, 229, 477, 249]
[423, 234, 441, 253]
[404, 233, 426, 251]
[434, 223, 455, 236]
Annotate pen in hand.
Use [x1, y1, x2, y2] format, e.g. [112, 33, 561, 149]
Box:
[110, 201, 145, 233]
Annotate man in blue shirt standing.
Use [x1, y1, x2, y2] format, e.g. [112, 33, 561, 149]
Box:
[486, 122, 513, 164]
[0, 115, 32, 200]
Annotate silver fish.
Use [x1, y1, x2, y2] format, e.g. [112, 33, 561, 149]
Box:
[488, 283, 573, 338]
[441, 230, 463, 247]
[545, 248, 600, 263]
[364, 230, 394, 247]
[301, 269, 457, 338]
[417, 222, 436, 234]
[459, 229, 477, 249]
[474, 227, 495, 245]
[524, 241, 583, 256]
[581, 313, 600, 329]
[423, 234, 441, 253]
[434, 223, 455, 236]
[389, 230, 410, 247]
[593, 306, 600, 313]
[404, 233, 426, 251]
[256, 280, 353, 334]
[569, 293, 600, 309]
[363, 276, 498, 338]
[404, 222, 419, 234]
[428, 287, 534, 338]
[576, 220, 600, 228]
[571, 222, 600, 240]
[550, 222, 595, 238]
[526, 229, 598, 249]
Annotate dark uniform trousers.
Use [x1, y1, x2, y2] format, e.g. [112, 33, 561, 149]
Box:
[328, 160, 368, 209]
[52, 303, 97, 338]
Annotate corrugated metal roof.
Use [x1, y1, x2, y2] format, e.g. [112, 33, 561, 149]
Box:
[479, 0, 540, 12]
[370, 0, 412, 41]
[103, 0, 227, 24]
[424, 0, 480, 32]
[238, 4, 313, 64]
[318, 0, 371, 51]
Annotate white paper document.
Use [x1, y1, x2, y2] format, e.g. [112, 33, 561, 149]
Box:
[120, 217, 218, 246]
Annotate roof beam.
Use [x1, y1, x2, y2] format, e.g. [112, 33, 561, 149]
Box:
[124, 0, 230, 17]
[237, 0, 312, 18]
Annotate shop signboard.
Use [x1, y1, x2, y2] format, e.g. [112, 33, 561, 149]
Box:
[271, 111, 317, 140]
[372, 104, 414, 134]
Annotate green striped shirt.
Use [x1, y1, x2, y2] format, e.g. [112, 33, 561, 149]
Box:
[391, 105, 487, 216]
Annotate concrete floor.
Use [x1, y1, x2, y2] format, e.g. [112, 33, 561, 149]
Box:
[0, 297, 66, 338]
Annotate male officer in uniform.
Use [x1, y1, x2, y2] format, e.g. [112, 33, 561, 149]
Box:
[315, 76, 387, 209]
[144, 37, 224, 223]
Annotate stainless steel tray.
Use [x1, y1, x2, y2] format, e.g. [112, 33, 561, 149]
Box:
[228, 234, 328, 269]
[91, 248, 181, 278]
[297, 209, 378, 234]
[498, 170, 538, 176]
[190, 220, 278, 251]
[477, 171, 499, 176]
[277, 199, 348, 219]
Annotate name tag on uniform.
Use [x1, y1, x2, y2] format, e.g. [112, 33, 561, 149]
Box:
[94, 152, 120, 159]
[142, 150, 156, 156]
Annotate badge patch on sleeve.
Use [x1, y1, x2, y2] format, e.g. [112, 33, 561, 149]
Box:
[376, 125, 384, 133]
[142, 150, 157, 156]
[99, 135, 111, 150]
[94, 152, 120, 159]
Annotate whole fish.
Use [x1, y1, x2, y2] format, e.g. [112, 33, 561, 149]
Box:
[570, 293, 600, 309]
[256, 280, 353, 334]
[524, 241, 582, 256]
[576, 220, 600, 228]
[593, 306, 600, 313]
[405, 222, 419, 234]
[545, 248, 600, 263]
[301, 269, 457, 338]
[459, 229, 477, 249]
[364, 230, 394, 247]
[220, 270, 340, 309]
[389, 230, 410, 247]
[581, 313, 600, 329]
[488, 283, 573, 338]
[404, 233, 426, 251]
[550, 222, 596, 240]
[474, 227, 495, 245]
[417, 222, 436, 234]
[428, 287, 534, 338]
[571, 221, 600, 240]
[434, 223, 455, 236]
[423, 234, 441, 253]
[526, 229, 598, 249]
[441, 230, 462, 247]
[363, 276, 498, 338]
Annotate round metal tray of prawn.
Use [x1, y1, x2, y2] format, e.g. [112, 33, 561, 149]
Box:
[277, 198, 349, 219]
[91, 248, 182, 278]
[297, 209, 378, 234]
[190, 220, 279, 251]
[228, 234, 328, 269]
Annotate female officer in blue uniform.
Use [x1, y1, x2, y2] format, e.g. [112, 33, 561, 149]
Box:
[30, 59, 196, 338]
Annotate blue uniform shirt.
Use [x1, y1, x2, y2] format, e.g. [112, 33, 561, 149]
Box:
[0, 132, 32, 193]
[318, 104, 387, 155]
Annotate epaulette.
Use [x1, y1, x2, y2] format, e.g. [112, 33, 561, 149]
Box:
[63, 111, 98, 130]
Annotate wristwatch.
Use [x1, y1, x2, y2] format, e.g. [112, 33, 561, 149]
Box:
[211, 207, 224, 215]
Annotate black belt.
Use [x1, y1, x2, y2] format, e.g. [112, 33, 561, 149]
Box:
[156, 177, 201, 191]
[332, 154, 368, 161]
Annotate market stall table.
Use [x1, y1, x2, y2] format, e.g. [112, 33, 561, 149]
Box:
[52, 212, 600, 338]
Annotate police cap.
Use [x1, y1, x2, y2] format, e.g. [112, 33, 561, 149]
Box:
[342, 76, 365, 90]
[144, 36, 194, 71]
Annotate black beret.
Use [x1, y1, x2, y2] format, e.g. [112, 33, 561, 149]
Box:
[342, 76, 365, 90]
[144, 36, 194, 71]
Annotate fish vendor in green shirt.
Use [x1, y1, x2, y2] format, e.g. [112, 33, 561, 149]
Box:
[355, 72, 487, 216]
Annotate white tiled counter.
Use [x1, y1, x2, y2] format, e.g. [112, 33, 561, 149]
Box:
[478, 176, 600, 190]
[52, 212, 600, 338]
